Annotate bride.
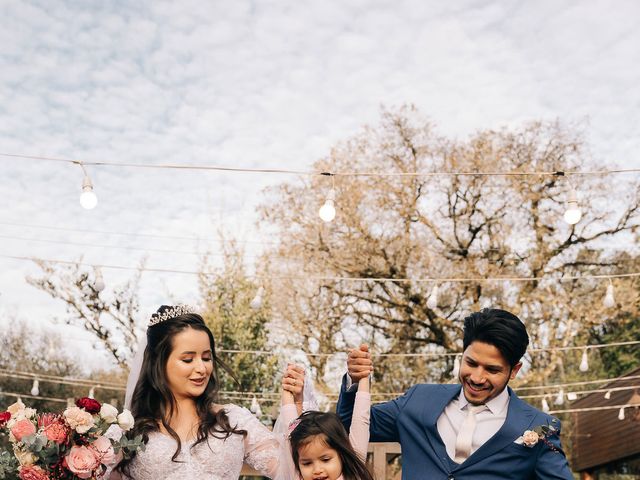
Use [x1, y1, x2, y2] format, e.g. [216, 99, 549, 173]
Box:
[111, 305, 305, 479]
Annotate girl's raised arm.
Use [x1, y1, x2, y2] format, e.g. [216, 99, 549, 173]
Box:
[349, 371, 371, 462]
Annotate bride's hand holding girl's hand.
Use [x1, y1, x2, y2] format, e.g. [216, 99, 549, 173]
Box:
[281, 363, 305, 413]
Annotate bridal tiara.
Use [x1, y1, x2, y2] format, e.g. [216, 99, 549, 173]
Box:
[148, 305, 197, 327]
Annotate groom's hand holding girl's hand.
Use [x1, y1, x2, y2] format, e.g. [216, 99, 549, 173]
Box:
[347, 343, 373, 383]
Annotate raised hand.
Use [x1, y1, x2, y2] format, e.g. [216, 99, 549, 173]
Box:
[348, 343, 373, 384]
[281, 363, 305, 409]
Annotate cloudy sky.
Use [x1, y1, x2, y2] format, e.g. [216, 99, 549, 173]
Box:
[1, 0, 640, 367]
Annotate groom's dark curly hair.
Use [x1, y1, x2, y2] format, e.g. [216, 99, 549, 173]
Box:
[463, 308, 529, 367]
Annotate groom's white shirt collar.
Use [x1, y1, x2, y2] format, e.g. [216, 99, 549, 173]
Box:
[457, 385, 510, 415]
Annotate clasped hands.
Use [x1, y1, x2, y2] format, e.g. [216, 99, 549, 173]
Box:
[281, 343, 373, 409]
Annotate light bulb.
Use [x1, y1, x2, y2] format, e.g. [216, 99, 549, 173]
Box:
[618, 407, 625, 420]
[250, 287, 264, 310]
[319, 190, 336, 222]
[567, 392, 577, 401]
[603, 283, 615, 308]
[250, 395, 259, 413]
[563, 189, 581, 225]
[604, 390, 611, 400]
[30, 380, 39, 396]
[254, 402, 263, 418]
[554, 389, 564, 405]
[88, 387, 95, 399]
[579, 349, 589, 372]
[541, 397, 550, 413]
[452, 355, 460, 378]
[94, 268, 105, 292]
[80, 175, 98, 210]
[319, 200, 336, 222]
[426, 284, 439, 310]
[47, 339, 55, 357]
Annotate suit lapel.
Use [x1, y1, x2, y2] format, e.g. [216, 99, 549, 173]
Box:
[456, 388, 535, 470]
[422, 384, 461, 472]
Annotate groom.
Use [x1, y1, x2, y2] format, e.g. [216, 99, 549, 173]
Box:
[337, 308, 573, 479]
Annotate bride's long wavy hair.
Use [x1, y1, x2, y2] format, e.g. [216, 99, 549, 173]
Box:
[116, 307, 246, 475]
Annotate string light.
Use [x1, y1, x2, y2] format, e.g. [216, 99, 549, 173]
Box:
[618, 407, 625, 420]
[426, 284, 439, 310]
[47, 339, 55, 357]
[250, 286, 264, 310]
[548, 404, 636, 415]
[579, 348, 589, 372]
[79, 164, 97, 210]
[30, 379, 39, 396]
[5, 152, 640, 177]
[603, 280, 615, 308]
[88, 386, 95, 399]
[94, 267, 105, 292]
[319, 190, 336, 222]
[563, 188, 582, 225]
[5, 253, 640, 286]
[554, 389, 565, 406]
[452, 355, 461, 378]
[604, 390, 612, 399]
[250, 395, 262, 417]
[542, 397, 550, 413]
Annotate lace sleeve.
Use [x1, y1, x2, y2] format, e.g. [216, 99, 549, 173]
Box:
[228, 405, 282, 478]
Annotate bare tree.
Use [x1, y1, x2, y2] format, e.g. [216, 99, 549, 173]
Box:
[27, 259, 144, 368]
[259, 106, 640, 391]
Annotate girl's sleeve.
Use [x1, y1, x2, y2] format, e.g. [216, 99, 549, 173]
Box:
[349, 391, 371, 462]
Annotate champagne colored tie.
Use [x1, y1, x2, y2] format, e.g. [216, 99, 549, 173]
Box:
[454, 404, 485, 463]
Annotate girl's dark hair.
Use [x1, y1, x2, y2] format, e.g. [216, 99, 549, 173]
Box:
[289, 411, 374, 480]
[117, 305, 246, 475]
[463, 308, 529, 367]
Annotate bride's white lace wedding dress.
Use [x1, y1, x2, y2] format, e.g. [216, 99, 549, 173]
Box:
[121, 404, 280, 480]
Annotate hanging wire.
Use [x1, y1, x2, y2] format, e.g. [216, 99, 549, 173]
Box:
[3, 152, 640, 177]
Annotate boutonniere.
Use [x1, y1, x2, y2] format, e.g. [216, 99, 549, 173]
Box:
[514, 419, 560, 452]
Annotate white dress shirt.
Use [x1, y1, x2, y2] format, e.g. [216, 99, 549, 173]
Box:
[436, 387, 510, 462]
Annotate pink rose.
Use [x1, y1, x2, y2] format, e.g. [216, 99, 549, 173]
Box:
[522, 430, 540, 447]
[91, 436, 116, 466]
[43, 421, 69, 445]
[11, 418, 36, 442]
[65, 445, 101, 479]
[19, 465, 50, 480]
[63, 406, 94, 434]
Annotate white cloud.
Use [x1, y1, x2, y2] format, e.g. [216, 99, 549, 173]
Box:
[1, 0, 640, 368]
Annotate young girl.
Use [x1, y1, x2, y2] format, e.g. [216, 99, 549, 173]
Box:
[279, 365, 373, 480]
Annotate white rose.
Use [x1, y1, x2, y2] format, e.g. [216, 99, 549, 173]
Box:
[7, 399, 26, 415]
[104, 423, 124, 441]
[117, 410, 134, 431]
[99, 403, 119, 424]
[11, 407, 37, 424]
[13, 446, 37, 466]
[22, 408, 37, 419]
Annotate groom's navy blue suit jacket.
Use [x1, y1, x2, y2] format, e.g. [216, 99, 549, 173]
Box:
[337, 380, 573, 479]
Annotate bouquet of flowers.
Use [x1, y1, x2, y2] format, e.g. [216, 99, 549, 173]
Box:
[0, 397, 144, 480]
